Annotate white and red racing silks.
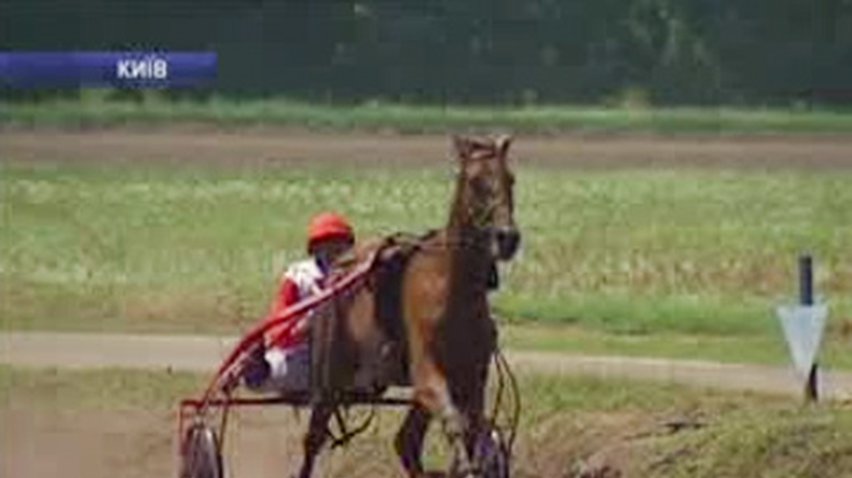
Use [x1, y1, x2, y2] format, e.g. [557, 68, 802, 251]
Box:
[263, 258, 327, 349]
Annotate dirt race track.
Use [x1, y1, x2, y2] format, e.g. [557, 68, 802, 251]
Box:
[4, 332, 852, 478]
[6, 332, 852, 398]
[3, 128, 852, 169]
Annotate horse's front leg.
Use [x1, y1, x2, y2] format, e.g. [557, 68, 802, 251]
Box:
[440, 399, 476, 478]
[411, 364, 476, 478]
[441, 354, 496, 476]
[394, 403, 432, 477]
[459, 369, 490, 476]
[295, 405, 333, 478]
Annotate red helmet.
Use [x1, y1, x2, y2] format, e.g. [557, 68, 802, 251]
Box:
[307, 212, 354, 251]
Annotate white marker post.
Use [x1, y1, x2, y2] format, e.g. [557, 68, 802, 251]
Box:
[776, 255, 828, 402]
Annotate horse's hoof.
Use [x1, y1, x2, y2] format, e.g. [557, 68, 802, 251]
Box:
[420, 472, 448, 478]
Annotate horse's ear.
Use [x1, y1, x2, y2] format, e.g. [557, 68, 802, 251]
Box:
[452, 135, 473, 160]
[496, 135, 513, 157]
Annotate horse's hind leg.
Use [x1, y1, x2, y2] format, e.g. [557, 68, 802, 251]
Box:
[295, 405, 332, 478]
[394, 404, 431, 476]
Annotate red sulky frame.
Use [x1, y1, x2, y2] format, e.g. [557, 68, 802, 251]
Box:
[175, 250, 414, 465]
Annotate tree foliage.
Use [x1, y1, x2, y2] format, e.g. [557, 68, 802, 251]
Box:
[2, 0, 851, 105]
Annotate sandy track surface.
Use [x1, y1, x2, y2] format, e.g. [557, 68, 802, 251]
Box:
[2, 398, 408, 478]
[3, 332, 851, 399]
[5, 331, 851, 478]
[3, 129, 852, 169]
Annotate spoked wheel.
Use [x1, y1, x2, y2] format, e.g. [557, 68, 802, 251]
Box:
[180, 423, 224, 478]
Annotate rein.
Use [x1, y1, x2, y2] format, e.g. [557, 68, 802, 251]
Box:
[401, 227, 492, 254]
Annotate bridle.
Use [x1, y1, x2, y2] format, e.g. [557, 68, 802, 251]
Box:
[457, 149, 513, 253]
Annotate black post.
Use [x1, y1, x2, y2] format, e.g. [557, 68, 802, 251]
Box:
[799, 254, 818, 402]
[799, 255, 814, 306]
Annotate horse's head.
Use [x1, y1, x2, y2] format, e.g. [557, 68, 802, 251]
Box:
[452, 134, 521, 262]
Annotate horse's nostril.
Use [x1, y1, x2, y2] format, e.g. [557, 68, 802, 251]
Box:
[496, 229, 520, 258]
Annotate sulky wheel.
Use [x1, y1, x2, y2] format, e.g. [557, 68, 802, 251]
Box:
[180, 423, 224, 478]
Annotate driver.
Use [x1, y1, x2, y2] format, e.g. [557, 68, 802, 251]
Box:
[243, 212, 355, 391]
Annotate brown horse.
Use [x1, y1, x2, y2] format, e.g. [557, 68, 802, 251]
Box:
[295, 135, 520, 478]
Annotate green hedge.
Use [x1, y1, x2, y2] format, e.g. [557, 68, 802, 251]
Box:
[2, 0, 852, 105]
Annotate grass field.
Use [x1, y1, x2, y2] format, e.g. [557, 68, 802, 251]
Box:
[4, 366, 852, 477]
[3, 158, 850, 337]
[4, 96, 852, 135]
